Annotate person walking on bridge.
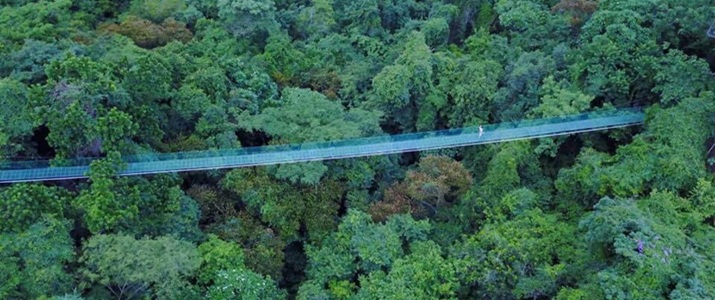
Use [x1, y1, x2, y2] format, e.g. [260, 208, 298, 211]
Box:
[479, 125, 484, 137]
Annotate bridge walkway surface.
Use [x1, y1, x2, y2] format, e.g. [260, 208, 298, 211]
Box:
[0, 109, 644, 183]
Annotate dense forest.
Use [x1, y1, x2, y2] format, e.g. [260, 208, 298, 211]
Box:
[1, 0, 714, 299]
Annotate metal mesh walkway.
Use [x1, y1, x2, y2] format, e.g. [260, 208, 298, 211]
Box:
[0, 109, 644, 183]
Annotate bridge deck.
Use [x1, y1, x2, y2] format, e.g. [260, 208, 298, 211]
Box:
[0, 110, 644, 183]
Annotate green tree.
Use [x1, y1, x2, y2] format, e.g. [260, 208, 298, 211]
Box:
[447, 58, 502, 126]
[480, 141, 551, 201]
[74, 152, 135, 233]
[376, 0, 425, 33]
[0, 79, 34, 158]
[354, 240, 459, 300]
[192, 104, 239, 149]
[529, 76, 594, 157]
[556, 94, 715, 203]
[208, 213, 287, 281]
[173, 84, 213, 123]
[569, 3, 661, 105]
[531, 76, 593, 118]
[371, 31, 437, 131]
[208, 269, 286, 300]
[121, 50, 174, 102]
[492, 51, 555, 121]
[198, 233, 285, 299]
[187, 0, 220, 18]
[689, 179, 715, 227]
[183, 66, 230, 102]
[40, 54, 125, 158]
[296, 0, 337, 39]
[0, 184, 69, 233]
[1, 39, 61, 84]
[0, 217, 75, 299]
[576, 193, 715, 299]
[74, 152, 201, 238]
[257, 33, 311, 86]
[128, 0, 187, 22]
[299, 211, 435, 298]
[452, 207, 574, 299]
[217, 0, 278, 38]
[420, 6, 453, 48]
[198, 235, 245, 285]
[237, 87, 382, 185]
[333, 0, 383, 36]
[97, 107, 139, 153]
[80, 234, 201, 299]
[0, 0, 73, 42]
[495, 0, 570, 51]
[222, 168, 344, 242]
[651, 50, 713, 106]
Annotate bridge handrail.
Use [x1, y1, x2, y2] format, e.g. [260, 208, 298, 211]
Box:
[0, 108, 643, 171]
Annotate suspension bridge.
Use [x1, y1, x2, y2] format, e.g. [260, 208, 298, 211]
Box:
[0, 109, 644, 183]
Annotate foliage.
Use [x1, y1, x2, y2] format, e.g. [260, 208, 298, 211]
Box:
[0, 78, 34, 157]
[76, 154, 202, 239]
[370, 156, 472, 220]
[296, 0, 337, 39]
[208, 213, 287, 281]
[80, 234, 201, 299]
[197, 235, 246, 285]
[0, 217, 75, 299]
[208, 268, 286, 299]
[0, 184, 69, 233]
[300, 210, 436, 298]
[354, 240, 459, 299]
[198, 234, 286, 296]
[576, 193, 715, 299]
[222, 168, 344, 242]
[531, 76, 593, 118]
[452, 207, 575, 299]
[101, 16, 193, 49]
[128, 0, 188, 23]
[74, 152, 134, 233]
[556, 94, 715, 204]
[2, 0, 715, 298]
[238, 87, 382, 185]
[1, 39, 61, 84]
[217, 0, 278, 38]
[0, 0, 72, 42]
[371, 31, 437, 130]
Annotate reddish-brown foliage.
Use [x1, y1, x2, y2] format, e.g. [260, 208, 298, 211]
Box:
[100, 16, 193, 49]
[308, 70, 342, 99]
[369, 182, 413, 222]
[369, 156, 474, 221]
[270, 71, 293, 87]
[407, 156, 473, 203]
[552, 0, 599, 27]
[161, 18, 193, 44]
[160, 134, 207, 153]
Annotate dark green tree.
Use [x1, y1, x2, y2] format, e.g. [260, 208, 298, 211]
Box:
[0, 217, 75, 299]
[217, 0, 279, 38]
[299, 210, 440, 299]
[80, 234, 201, 299]
[0, 79, 34, 159]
